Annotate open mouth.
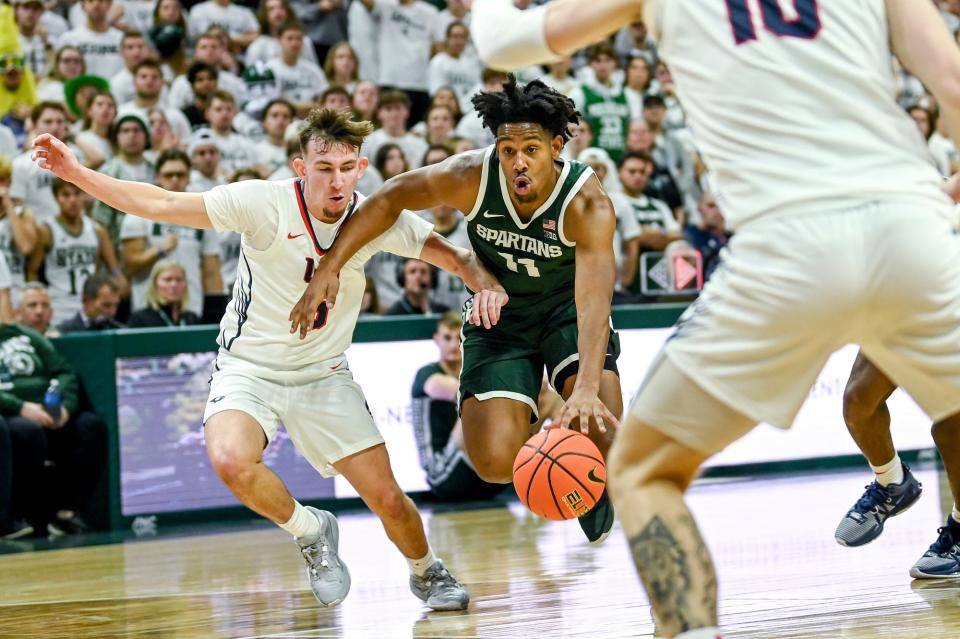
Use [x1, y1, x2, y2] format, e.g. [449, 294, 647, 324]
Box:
[513, 175, 532, 196]
[329, 194, 346, 205]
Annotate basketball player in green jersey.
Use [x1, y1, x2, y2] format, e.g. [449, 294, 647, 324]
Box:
[290, 76, 623, 544]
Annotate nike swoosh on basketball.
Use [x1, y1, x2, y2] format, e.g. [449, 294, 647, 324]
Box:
[482, 211, 504, 219]
[586, 467, 604, 484]
[287, 232, 305, 239]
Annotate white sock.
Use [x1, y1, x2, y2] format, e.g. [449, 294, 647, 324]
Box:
[870, 454, 903, 486]
[674, 628, 725, 639]
[279, 501, 322, 541]
[407, 547, 437, 577]
[952, 505, 960, 526]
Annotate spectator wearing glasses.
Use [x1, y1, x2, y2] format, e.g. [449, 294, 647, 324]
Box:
[58, 0, 124, 79]
[35, 46, 84, 105]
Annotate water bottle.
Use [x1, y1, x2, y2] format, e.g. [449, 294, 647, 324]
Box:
[43, 379, 62, 422]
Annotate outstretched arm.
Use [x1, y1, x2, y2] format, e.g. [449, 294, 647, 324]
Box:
[288, 151, 484, 335]
[32, 134, 212, 230]
[471, 0, 643, 70]
[557, 175, 620, 434]
[420, 232, 508, 329]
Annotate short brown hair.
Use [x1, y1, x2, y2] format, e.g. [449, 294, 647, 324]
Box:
[52, 177, 79, 197]
[438, 310, 462, 332]
[209, 90, 236, 106]
[298, 108, 374, 155]
[30, 101, 66, 123]
[377, 90, 410, 111]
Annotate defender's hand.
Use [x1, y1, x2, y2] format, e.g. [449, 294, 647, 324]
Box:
[557, 387, 619, 436]
[468, 288, 508, 329]
[31, 133, 84, 183]
[289, 264, 339, 339]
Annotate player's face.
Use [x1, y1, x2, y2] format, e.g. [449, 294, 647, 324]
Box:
[295, 140, 369, 217]
[434, 325, 461, 364]
[496, 123, 564, 204]
[55, 184, 85, 218]
[619, 158, 650, 195]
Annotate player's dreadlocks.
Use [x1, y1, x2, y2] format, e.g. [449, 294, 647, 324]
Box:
[471, 74, 581, 142]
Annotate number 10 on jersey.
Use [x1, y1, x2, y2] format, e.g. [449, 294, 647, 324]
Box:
[725, 0, 821, 45]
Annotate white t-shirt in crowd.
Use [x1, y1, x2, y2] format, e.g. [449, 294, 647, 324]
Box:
[427, 52, 482, 104]
[202, 179, 432, 379]
[187, 1, 258, 39]
[362, 129, 429, 170]
[10, 152, 57, 221]
[203, 130, 260, 175]
[19, 33, 47, 77]
[371, 0, 437, 91]
[347, 0, 379, 82]
[254, 140, 287, 176]
[119, 216, 221, 316]
[169, 71, 247, 109]
[57, 25, 124, 79]
[265, 58, 329, 104]
[246, 35, 318, 66]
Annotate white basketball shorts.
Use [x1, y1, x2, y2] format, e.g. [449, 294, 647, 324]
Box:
[630, 200, 960, 454]
[203, 355, 383, 477]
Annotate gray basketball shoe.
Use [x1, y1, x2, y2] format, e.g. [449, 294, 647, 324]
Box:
[409, 560, 470, 611]
[298, 508, 351, 606]
[834, 464, 922, 547]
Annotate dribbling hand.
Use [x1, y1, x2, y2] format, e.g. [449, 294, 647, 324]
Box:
[468, 288, 508, 329]
[289, 263, 339, 339]
[556, 387, 620, 436]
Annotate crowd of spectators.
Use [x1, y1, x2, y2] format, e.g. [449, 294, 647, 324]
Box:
[0, 0, 955, 532]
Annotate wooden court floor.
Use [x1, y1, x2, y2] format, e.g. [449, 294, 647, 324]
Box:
[1, 468, 959, 638]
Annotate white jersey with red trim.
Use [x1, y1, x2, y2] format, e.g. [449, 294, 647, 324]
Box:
[646, 0, 953, 229]
[203, 178, 433, 381]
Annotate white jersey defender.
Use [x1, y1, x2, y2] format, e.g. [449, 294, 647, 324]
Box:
[626, 0, 960, 448]
[201, 178, 432, 475]
[646, 0, 950, 229]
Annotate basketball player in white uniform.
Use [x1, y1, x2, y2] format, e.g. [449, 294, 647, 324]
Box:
[27, 179, 119, 321]
[30, 108, 509, 611]
[470, 1, 960, 637]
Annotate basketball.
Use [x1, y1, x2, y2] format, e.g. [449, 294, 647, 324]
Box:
[513, 428, 607, 521]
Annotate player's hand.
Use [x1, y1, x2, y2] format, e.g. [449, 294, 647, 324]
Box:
[943, 172, 960, 203]
[31, 133, 83, 183]
[557, 387, 619, 436]
[20, 401, 55, 429]
[289, 262, 339, 339]
[468, 288, 508, 329]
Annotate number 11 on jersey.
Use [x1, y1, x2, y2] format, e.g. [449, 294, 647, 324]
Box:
[498, 252, 541, 278]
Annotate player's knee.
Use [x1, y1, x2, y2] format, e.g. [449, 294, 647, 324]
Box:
[208, 446, 257, 486]
[369, 485, 410, 522]
[842, 381, 877, 428]
[470, 452, 514, 484]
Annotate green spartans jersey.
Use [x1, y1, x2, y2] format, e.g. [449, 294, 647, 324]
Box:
[465, 145, 595, 314]
[581, 84, 630, 163]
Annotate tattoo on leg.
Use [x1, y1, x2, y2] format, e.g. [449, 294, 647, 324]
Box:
[682, 514, 718, 616]
[629, 515, 693, 632]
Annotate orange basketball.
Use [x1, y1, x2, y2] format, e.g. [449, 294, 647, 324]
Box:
[513, 428, 606, 521]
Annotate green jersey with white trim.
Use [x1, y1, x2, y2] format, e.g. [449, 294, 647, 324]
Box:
[465, 145, 595, 312]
